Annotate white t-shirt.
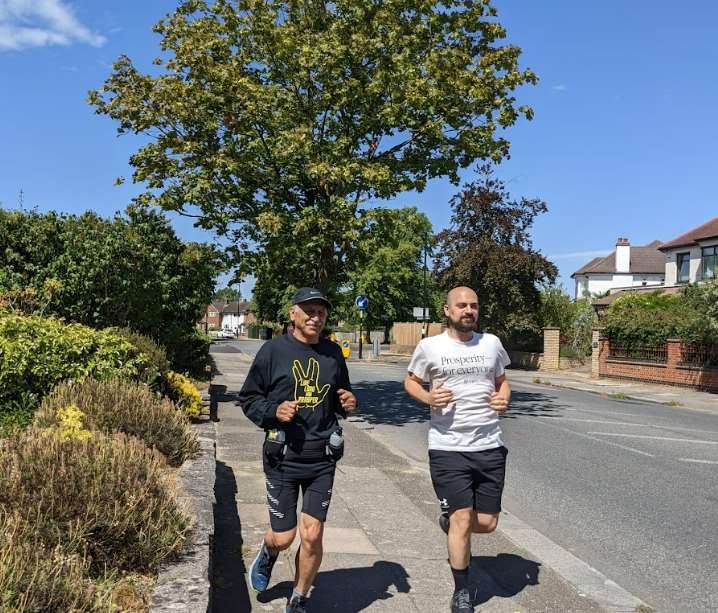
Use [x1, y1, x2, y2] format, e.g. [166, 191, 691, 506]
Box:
[407, 331, 510, 452]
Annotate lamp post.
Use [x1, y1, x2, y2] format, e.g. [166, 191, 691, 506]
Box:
[421, 235, 430, 338]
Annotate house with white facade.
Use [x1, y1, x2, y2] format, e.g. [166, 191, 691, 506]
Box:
[659, 216, 718, 285]
[218, 301, 254, 335]
[571, 238, 665, 299]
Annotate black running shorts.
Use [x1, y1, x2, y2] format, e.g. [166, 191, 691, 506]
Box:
[428, 446, 508, 515]
[262, 440, 336, 532]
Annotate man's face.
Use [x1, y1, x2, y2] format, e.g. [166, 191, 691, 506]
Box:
[290, 300, 327, 338]
[444, 289, 479, 332]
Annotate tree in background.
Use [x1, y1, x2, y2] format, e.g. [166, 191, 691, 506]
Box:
[90, 0, 537, 296]
[334, 207, 434, 330]
[0, 207, 222, 373]
[213, 286, 242, 303]
[435, 165, 557, 348]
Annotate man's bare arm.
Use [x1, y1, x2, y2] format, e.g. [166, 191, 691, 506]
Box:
[489, 374, 510, 413]
[404, 372, 453, 408]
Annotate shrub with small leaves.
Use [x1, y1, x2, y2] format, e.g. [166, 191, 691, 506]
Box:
[0, 429, 191, 573]
[165, 371, 204, 418]
[36, 378, 199, 467]
[0, 313, 155, 435]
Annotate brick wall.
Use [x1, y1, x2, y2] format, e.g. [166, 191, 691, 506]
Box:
[598, 338, 718, 392]
[541, 327, 560, 371]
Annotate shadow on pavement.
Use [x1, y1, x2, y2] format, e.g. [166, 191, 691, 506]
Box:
[352, 382, 568, 425]
[472, 553, 541, 604]
[501, 390, 569, 419]
[212, 460, 253, 613]
[353, 380, 430, 426]
[260, 560, 411, 611]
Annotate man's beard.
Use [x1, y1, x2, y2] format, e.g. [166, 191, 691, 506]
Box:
[448, 314, 477, 333]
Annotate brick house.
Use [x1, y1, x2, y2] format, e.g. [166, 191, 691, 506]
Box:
[198, 301, 225, 330]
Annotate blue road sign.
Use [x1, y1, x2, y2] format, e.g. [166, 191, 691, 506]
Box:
[355, 295, 369, 310]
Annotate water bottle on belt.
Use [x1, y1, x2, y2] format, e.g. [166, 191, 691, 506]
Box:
[327, 427, 344, 461]
[265, 428, 286, 465]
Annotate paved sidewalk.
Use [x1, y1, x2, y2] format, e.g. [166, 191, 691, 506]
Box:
[209, 346, 613, 613]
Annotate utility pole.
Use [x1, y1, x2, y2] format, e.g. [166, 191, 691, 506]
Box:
[421, 236, 428, 338]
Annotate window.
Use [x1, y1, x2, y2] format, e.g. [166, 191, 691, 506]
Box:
[677, 252, 691, 283]
[702, 245, 717, 280]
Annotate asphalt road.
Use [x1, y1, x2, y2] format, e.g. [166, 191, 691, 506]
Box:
[222, 339, 718, 611]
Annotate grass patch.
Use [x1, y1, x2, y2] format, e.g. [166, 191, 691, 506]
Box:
[608, 392, 628, 400]
[665, 400, 683, 407]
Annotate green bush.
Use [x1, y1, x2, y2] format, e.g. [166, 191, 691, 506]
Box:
[602, 289, 716, 348]
[0, 429, 190, 573]
[110, 327, 170, 384]
[163, 324, 211, 377]
[0, 314, 154, 435]
[36, 378, 200, 467]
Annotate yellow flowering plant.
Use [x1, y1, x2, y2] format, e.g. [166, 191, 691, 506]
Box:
[165, 371, 204, 418]
[51, 404, 92, 441]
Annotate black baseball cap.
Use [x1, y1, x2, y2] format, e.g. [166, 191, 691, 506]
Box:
[292, 287, 332, 309]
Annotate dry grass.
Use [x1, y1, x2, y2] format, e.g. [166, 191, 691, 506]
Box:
[0, 429, 191, 574]
[36, 378, 200, 467]
[0, 509, 112, 612]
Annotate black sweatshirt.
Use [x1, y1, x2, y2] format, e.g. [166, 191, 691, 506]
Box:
[238, 334, 352, 441]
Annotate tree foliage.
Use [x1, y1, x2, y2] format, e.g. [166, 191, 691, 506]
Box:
[213, 286, 242, 302]
[0, 207, 221, 372]
[538, 287, 596, 358]
[334, 207, 435, 329]
[435, 165, 557, 346]
[89, 0, 537, 293]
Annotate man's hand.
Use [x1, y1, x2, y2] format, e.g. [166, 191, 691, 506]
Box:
[276, 400, 299, 422]
[427, 384, 453, 408]
[337, 388, 357, 413]
[489, 392, 509, 413]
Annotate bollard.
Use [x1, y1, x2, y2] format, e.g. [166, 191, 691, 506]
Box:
[372, 338, 380, 358]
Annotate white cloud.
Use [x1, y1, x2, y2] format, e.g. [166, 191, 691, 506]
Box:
[0, 0, 106, 51]
[547, 250, 609, 261]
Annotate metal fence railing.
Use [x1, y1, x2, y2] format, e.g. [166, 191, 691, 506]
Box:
[680, 343, 718, 368]
[608, 344, 667, 364]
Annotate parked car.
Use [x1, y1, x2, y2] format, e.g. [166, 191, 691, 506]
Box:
[216, 329, 234, 339]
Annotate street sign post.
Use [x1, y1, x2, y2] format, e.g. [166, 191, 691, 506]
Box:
[355, 295, 368, 359]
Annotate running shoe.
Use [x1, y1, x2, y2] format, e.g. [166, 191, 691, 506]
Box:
[450, 587, 474, 612]
[249, 542, 278, 593]
[285, 594, 309, 612]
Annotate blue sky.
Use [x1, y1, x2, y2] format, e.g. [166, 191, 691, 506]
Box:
[1, 1, 717, 298]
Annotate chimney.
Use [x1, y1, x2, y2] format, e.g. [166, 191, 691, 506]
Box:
[615, 237, 630, 273]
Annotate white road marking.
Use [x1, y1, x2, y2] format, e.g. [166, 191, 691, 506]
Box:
[538, 416, 718, 435]
[587, 432, 718, 445]
[536, 420, 655, 457]
[679, 458, 718, 465]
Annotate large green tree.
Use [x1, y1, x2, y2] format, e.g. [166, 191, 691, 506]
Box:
[90, 0, 537, 293]
[435, 165, 557, 347]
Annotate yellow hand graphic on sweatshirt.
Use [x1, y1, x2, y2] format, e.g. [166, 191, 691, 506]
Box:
[292, 357, 330, 409]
